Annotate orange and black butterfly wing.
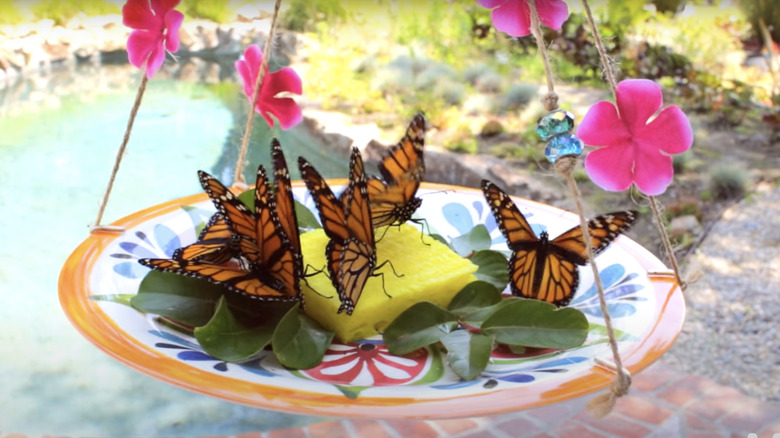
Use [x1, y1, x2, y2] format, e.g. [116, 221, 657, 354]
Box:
[198, 170, 256, 242]
[271, 139, 303, 281]
[550, 211, 639, 261]
[368, 113, 426, 228]
[299, 157, 349, 241]
[174, 213, 234, 264]
[481, 180, 539, 250]
[336, 148, 378, 314]
[139, 258, 288, 300]
[249, 164, 300, 299]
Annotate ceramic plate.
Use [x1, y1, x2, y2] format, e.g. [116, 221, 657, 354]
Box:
[60, 182, 684, 418]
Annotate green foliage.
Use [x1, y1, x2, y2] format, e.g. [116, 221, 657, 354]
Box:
[499, 83, 538, 113]
[737, 0, 780, 42]
[180, 0, 234, 23]
[708, 163, 749, 200]
[383, 282, 589, 380]
[31, 0, 118, 25]
[280, 0, 347, 32]
[0, 3, 24, 25]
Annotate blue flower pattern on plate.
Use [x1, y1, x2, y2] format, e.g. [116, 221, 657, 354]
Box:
[109, 225, 182, 279]
[571, 264, 647, 318]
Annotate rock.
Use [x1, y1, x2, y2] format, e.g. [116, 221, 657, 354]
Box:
[669, 214, 702, 239]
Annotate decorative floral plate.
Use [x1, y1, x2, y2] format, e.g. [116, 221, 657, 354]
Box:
[59, 182, 684, 418]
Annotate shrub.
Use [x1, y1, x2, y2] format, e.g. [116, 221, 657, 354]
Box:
[499, 83, 538, 113]
[708, 164, 749, 200]
[31, 0, 118, 25]
[180, 0, 233, 23]
[737, 0, 780, 42]
[0, 3, 24, 25]
[280, 0, 347, 32]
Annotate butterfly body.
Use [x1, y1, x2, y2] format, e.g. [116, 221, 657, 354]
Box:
[482, 180, 637, 307]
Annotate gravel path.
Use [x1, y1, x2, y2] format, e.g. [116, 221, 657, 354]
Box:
[660, 181, 780, 402]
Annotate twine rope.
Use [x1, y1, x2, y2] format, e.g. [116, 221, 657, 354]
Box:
[580, 0, 686, 291]
[91, 74, 149, 232]
[528, 0, 631, 416]
[233, 0, 283, 185]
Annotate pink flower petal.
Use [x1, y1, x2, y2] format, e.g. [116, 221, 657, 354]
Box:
[577, 101, 631, 147]
[633, 148, 674, 196]
[616, 79, 663, 134]
[263, 67, 303, 97]
[144, 41, 166, 78]
[478, 0, 506, 8]
[584, 145, 635, 192]
[235, 58, 254, 99]
[640, 105, 693, 155]
[126, 30, 157, 69]
[122, 0, 157, 30]
[491, 1, 532, 37]
[154, 0, 181, 14]
[164, 10, 184, 52]
[536, 0, 569, 30]
[260, 97, 303, 130]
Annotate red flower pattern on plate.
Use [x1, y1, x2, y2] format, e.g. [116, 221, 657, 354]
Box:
[302, 342, 429, 386]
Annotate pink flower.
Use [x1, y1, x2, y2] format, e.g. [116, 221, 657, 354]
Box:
[122, 0, 184, 79]
[577, 79, 693, 196]
[477, 0, 569, 37]
[235, 45, 303, 130]
[301, 342, 429, 386]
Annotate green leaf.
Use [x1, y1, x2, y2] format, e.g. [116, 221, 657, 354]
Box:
[482, 299, 589, 349]
[429, 233, 451, 248]
[194, 297, 274, 362]
[131, 271, 224, 327]
[470, 250, 509, 291]
[272, 305, 334, 369]
[450, 224, 491, 256]
[335, 385, 369, 399]
[237, 188, 254, 209]
[382, 302, 458, 355]
[440, 330, 494, 381]
[448, 281, 503, 316]
[89, 294, 135, 306]
[295, 199, 321, 230]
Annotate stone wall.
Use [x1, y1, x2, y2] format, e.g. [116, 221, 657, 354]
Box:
[0, 14, 297, 89]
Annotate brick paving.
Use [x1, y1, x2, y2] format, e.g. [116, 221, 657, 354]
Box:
[3, 362, 777, 437]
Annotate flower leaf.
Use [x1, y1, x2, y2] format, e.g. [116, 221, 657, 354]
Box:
[194, 296, 275, 362]
[294, 199, 321, 230]
[482, 299, 589, 349]
[89, 294, 136, 306]
[131, 270, 223, 327]
[450, 224, 491, 256]
[382, 302, 459, 356]
[440, 330, 494, 381]
[470, 249, 510, 290]
[272, 305, 334, 369]
[447, 281, 503, 316]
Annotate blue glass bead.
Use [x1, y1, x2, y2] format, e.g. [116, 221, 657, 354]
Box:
[545, 134, 583, 163]
[535, 109, 575, 141]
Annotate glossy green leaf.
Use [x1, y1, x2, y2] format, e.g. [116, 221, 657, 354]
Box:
[470, 250, 510, 291]
[131, 270, 223, 327]
[294, 199, 321, 230]
[194, 297, 274, 362]
[440, 330, 494, 380]
[238, 188, 254, 209]
[382, 302, 458, 355]
[448, 281, 503, 315]
[272, 305, 334, 369]
[482, 299, 589, 349]
[89, 294, 135, 306]
[450, 224, 491, 257]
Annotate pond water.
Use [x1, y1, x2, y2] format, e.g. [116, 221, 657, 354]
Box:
[0, 65, 347, 436]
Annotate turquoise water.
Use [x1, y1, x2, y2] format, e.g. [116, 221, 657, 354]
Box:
[0, 66, 344, 436]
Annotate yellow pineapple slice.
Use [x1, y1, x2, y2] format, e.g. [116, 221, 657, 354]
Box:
[300, 224, 478, 343]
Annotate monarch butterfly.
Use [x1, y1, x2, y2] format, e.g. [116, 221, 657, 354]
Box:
[173, 212, 234, 265]
[140, 162, 301, 302]
[367, 112, 426, 229]
[299, 147, 384, 315]
[481, 180, 638, 307]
